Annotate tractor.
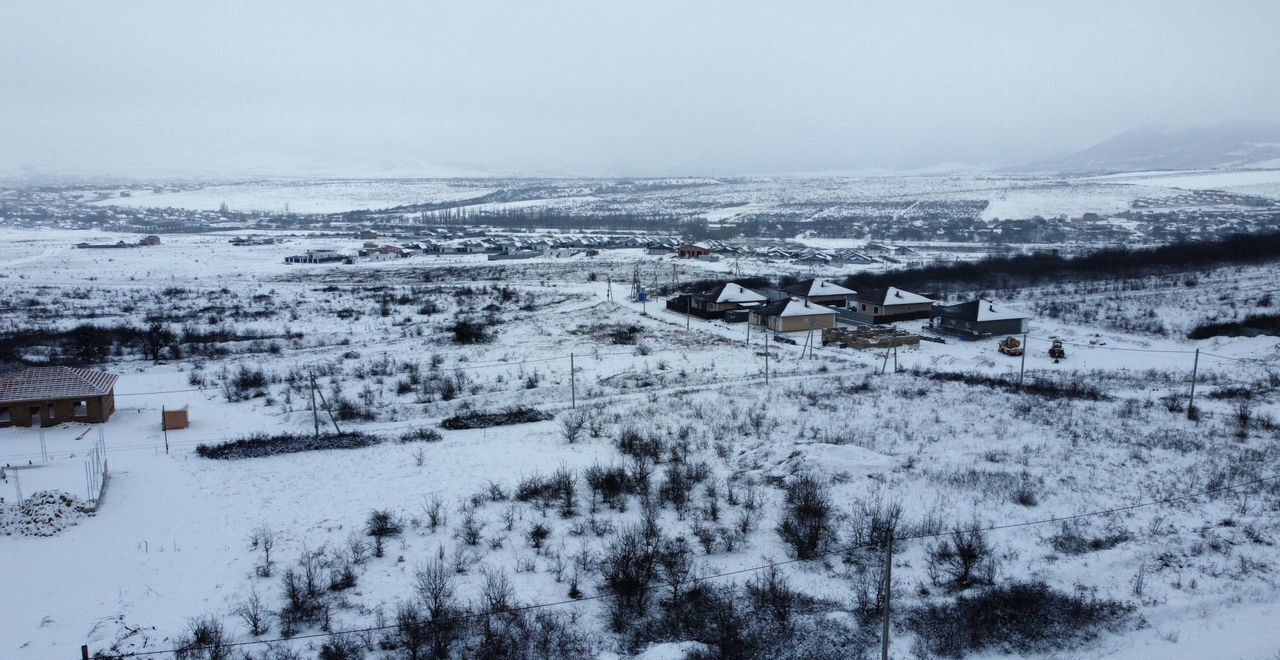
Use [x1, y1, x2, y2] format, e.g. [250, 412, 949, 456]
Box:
[1048, 338, 1066, 362]
[997, 336, 1023, 356]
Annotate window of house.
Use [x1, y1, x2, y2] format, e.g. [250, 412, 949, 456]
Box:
[874, 306, 880, 314]
[75, 401, 88, 417]
[47, 404, 56, 419]
[0, 408, 9, 423]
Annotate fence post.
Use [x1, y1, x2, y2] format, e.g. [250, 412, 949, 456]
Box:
[881, 531, 893, 660]
[569, 353, 576, 409]
[1188, 348, 1200, 419]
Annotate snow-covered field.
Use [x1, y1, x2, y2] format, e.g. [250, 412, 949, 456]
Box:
[3, 230, 1280, 660]
[91, 180, 497, 214]
[78, 170, 1280, 223]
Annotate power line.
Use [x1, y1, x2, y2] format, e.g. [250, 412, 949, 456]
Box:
[1200, 351, 1280, 368]
[84, 470, 1280, 659]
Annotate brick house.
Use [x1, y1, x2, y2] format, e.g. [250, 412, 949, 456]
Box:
[848, 287, 936, 324]
[0, 367, 119, 428]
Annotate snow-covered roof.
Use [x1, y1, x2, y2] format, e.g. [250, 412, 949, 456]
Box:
[706, 282, 767, 304]
[784, 278, 856, 298]
[0, 367, 118, 404]
[858, 287, 934, 306]
[940, 299, 1030, 322]
[756, 297, 837, 318]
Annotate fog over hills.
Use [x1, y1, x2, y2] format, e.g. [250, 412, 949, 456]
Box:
[1026, 122, 1280, 175]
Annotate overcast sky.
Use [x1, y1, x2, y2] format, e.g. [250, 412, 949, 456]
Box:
[2, 1, 1278, 178]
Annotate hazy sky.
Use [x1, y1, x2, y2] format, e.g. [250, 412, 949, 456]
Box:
[3, 1, 1278, 178]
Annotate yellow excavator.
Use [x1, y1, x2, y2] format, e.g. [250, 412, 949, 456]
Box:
[997, 336, 1024, 356]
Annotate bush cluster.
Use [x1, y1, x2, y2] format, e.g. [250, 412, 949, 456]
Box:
[195, 432, 380, 460]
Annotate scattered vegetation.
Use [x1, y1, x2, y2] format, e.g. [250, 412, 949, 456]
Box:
[195, 432, 380, 460]
[440, 406, 553, 430]
[905, 582, 1133, 657]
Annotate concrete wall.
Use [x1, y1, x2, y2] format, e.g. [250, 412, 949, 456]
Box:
[769, 314, 835, 333]
[940, 317, 1029, 337]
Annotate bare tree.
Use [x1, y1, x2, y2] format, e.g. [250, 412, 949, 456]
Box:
[248, 525, 279, 576]
[366, 510, 403, 558]
[174, 615, 232, 660]
[233, 588, 269, 636]
[560, 409, 588, 444]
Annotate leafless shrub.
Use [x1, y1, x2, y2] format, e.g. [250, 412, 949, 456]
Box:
[561, 409, 588, 444]
[927, 522, 997, 592]
[233, 588, 270, 636]
[174, 615, 231, 660]
[776, 474, 835, 560]
[423, 496, 447, 533]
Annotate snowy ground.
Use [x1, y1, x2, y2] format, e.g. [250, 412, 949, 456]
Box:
[90, 180, 497, 214]
[3, 230, 1280, 659]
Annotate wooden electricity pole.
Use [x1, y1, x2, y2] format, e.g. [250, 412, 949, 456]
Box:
[569, 353, 577, 409]
[1018, 332, 1028, 391]
[764, 338, 770, 385]
[1188, 348, 1200, 418]
[309, 373, 320, 438]
[881, 532, 894, 660]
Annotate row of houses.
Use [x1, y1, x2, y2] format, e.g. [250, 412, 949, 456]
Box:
[75, 235, 162, 249]
[652, 241, 914, 266]
[285, 234, 645, 264]
[667, 278, 1030, 337]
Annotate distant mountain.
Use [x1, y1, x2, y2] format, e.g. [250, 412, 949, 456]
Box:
[1025, 123, 1280, 174]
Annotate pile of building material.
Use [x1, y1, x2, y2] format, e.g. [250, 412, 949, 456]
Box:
[821, 326, 920, 350]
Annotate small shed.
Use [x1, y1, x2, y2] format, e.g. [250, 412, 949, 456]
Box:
[162, 406, 189, 431]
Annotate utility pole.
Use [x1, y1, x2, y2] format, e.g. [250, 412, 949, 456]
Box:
[764, 338, 770, 385]
[82, 645, 90, 660]
[161, 406, 169, 455]
[314, 383, 342, 435]
[880, 345, 892, 375]
[309, 373, 320, 438]
[881, 532, 893, 660]
[1018, 332, 1028, 391]
[569, 353, 577, 409]
[892, 344, 898, 373]
[746, 315, 751, 347]
[1188, 348, 1200, 419]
